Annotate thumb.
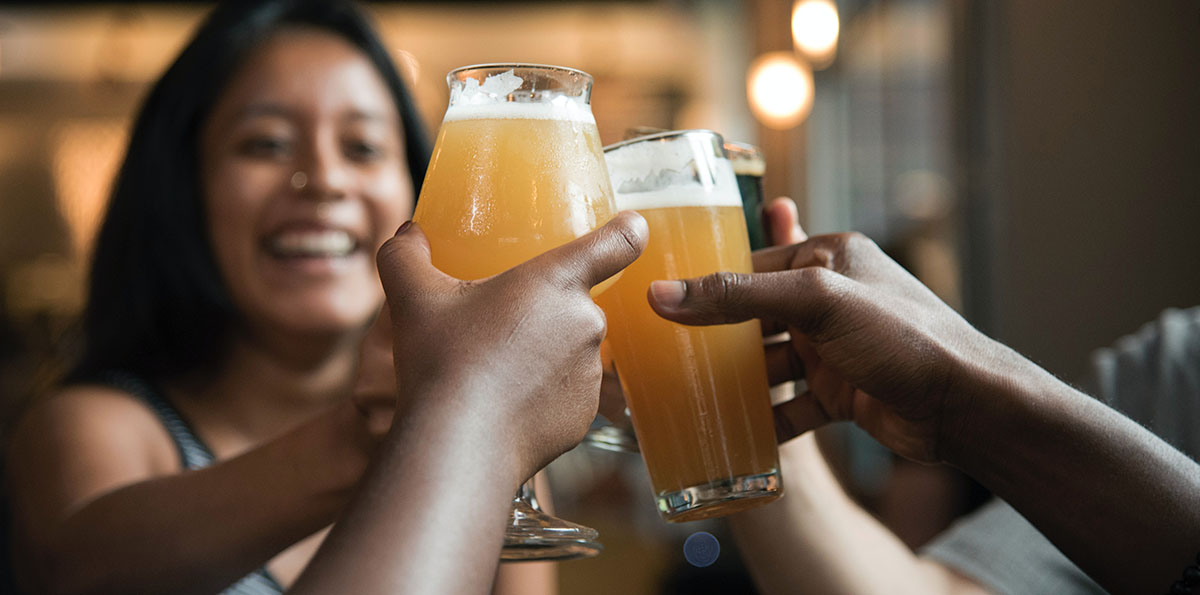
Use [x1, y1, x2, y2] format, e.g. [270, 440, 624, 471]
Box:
[514, 210, 649, 291]
[375, 221, 457, 317]
[764, 197, 807, 246]
[648, 266, 851, 333]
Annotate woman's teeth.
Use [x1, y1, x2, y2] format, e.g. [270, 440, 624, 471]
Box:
[268, 230, 356, 257]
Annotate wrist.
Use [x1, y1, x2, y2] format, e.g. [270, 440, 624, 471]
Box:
[389, 381, 526, 493]
[939, 337, 1073, 480]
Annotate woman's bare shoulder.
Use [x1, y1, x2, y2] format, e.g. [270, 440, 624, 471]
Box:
[11, 383, 174, 451]
[5, 383, 181, 506]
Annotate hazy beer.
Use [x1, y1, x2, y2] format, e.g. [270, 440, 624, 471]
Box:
[412, 64, 615, 560]
[598, 131, 781, 522]
[414, 68, 615, 282]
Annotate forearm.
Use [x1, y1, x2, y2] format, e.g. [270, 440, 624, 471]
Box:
[292, 391, 520, 595]
[951, 347, 1200, 595]
[26, 405, 364, 595]
[731, 433, 962, 595]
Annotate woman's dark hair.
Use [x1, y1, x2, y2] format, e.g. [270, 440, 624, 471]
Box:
[68, 0, 431, 383]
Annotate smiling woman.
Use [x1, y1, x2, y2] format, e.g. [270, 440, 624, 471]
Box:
[0, 1, 545, 595]
[199, 27, 412, 338]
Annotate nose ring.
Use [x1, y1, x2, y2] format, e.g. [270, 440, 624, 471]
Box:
[290, 171, 308, 190]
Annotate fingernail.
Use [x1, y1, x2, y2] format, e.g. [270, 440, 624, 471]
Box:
[394, 220, 413, 236]
[650, 280, 686, 309]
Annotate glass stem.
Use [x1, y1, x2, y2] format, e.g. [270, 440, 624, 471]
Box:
[516, 479, 542, 511]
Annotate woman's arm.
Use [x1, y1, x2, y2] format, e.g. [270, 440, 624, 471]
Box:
[729, 435, 990, 595]
[5, 389, 378, 595]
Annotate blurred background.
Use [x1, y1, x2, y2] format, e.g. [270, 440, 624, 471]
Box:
[0, 1, 1196, 593]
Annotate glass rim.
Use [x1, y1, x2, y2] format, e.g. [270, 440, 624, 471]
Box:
[723, 140, 764, 159]
[447, 62, 593, 82]
[603, 129, 725, 153]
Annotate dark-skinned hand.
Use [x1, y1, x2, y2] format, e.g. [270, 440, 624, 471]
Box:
[375, 212, 649, 483]
[648, 201, 999, 464]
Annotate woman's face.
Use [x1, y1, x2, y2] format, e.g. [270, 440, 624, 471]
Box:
[201, 28, 413, 339]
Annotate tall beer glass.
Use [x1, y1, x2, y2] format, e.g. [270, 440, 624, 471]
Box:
[585, 133, 770, 455]
[413, 64, 614, 560]
[597, 130, 782, 522]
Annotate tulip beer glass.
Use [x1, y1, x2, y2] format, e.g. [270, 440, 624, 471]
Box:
[413, 64, 615, 560]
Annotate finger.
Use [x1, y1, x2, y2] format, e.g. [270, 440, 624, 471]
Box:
[648, 266, 852, 330]
[763, 197, 807, 245]
[375, 221, 458, 313]
[750, 237, 834, 276]
[773, 391, 831, 443]
[751, 244, 802, 274]
[765, 341, 806, 386]
[515, 210, 648, 291]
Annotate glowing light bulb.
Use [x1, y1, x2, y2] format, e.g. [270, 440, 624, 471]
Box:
[746, 52, 813, 130]
[792, 0, 839, 68]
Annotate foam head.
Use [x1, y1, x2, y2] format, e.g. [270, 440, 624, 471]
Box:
[444, 65, 595, 123]
[604, 130, 741, 211]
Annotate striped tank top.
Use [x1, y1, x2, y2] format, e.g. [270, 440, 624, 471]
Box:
[101, 371, 285, 595]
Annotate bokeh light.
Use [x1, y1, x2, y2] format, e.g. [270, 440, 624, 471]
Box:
[746, 51, 814, 130]
[792, 0, 839, 68]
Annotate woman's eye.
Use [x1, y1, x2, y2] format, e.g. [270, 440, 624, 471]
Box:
[345, 140, 383, 162]
[239, 137, 293, 158]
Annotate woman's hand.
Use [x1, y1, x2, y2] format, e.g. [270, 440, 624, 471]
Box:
[352, 307, 402, 438]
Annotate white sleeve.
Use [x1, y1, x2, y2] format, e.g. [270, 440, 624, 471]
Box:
[1088, 306, 1200, 459]
[920, 499, 1104, 595]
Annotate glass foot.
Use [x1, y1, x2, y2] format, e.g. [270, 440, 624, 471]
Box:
[502, 497, 602, 562]
[657, 469, 782, 523]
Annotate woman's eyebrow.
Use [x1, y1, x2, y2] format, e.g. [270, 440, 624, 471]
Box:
[234, 103, 294, 122]
[342, 108, 393, 124]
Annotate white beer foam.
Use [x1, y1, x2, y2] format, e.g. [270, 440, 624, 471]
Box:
[610, 176, 741, 211]
[605, 142, 741, 210]
[443, 100, 595, 123]
[445, 69, 594, 123]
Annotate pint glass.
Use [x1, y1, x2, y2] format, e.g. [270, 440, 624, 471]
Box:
[413, 64, 615, 560]
[597, 130, 782, 522]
